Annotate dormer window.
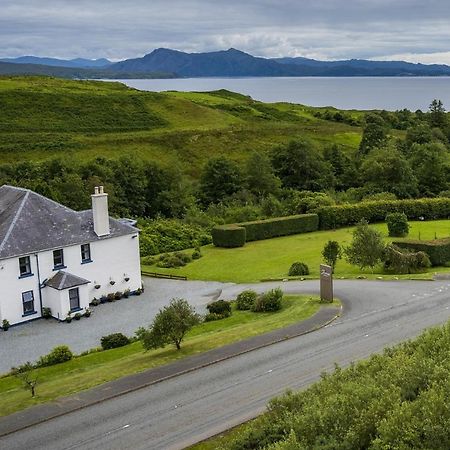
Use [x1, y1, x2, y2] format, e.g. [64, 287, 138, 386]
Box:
[53, 249, 65, 269]
[19, 256, 32, 277]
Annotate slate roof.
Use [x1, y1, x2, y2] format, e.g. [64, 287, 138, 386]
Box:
[0, 185, 139, 260]
[46, 270, 90, 290]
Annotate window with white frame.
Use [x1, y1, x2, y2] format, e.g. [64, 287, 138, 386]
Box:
[18, 256, 32, 277]
[53, 249, 64, 269]
[22, 290, 35, 315]
[81, 243, 91, 263]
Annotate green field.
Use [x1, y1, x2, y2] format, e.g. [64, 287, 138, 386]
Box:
[143, 220, 450, 282]
[0, 294, 331, 416]
[0, 76, 362, 173]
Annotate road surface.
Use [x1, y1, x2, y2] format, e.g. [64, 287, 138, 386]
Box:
[1, 279, 450, 450]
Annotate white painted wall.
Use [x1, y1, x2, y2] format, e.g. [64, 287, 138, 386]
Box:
[0, 232, 141, 326]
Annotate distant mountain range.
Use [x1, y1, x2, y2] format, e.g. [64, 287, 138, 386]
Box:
[2, 48, 450, 78]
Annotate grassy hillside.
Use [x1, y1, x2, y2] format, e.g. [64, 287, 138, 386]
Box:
[0, 76, 362, 173]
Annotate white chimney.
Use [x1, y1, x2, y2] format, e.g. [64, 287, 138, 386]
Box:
[91, 186, 110, 236]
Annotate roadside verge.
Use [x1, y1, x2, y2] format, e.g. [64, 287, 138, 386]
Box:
[0, 304, 341, 437]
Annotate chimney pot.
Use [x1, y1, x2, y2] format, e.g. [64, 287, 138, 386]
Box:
[94, 186, 99, 195]
[99, 186, 104, 194]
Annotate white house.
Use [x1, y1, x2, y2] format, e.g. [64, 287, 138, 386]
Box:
[0, 185, 142, 326]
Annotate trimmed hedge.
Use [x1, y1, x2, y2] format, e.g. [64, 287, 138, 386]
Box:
[317, 198, 450, 230]
[212, 214, 318, 247]
[212, 224, 246, 248]
[240, 214, 319, 242]
[393, 238, 450, 266]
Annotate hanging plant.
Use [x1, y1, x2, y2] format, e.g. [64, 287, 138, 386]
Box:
[94, 284, 101, 289]
[110, 280, 116, 285]
[124, 277, 130, 282]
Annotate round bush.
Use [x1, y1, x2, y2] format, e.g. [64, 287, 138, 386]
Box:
[204, 312, 230, 322]
[236, 290, 258, 310]
[252, 288, 283, 312]
[206, 300, 232, 315]
[38, 345, 73, 367]
[288, 262, 309, 276]
[386, 212, 409, 237]
[101, 332, 130, 350]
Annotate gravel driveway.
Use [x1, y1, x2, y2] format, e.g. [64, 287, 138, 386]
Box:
[0, 277, 232, 374]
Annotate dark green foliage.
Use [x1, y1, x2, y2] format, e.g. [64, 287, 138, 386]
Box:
[100, 333, 130, 350]
[37, 345, 73, 367]
[199, 156, 243, 205]
[322, 240, 342, 271]
[360, 146, 418, 198]
[156, 252, 192, 268]
[345, 220, 385, 270]
[139, 219, 212, 256]
[240, 214, 319, 242]
[358, 113, 388, 155]
[224, 322, 450, 450]
[386, 212, 409, 237]
[236, 290, 258, 310]
[192, 249, 202, 259]
[429, 99, 447, 129]
[212, 214, 319, 247]
[252, 288, 283, 312]
[393, 238, 450, 266]
[288, 262, 309, 276]
[206, 300, 232, 315]
[245, 151, 281, 198]
[212, 225, 247, 248]
[281, 190, 335, 215]
[383, 244, 431, 274]
[204, 312, 230, 322]
[137, 298, 201, 350]
[271, 140, 334, 191]
[317, 197, 450, 230]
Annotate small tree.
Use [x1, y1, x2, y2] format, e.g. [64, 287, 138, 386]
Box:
[322, 240, 342, 272]
[386, 212, 409, 237]
[137, 298, 200, 350]
[13, 363, 38, 398]
[345, 220, 385, 271]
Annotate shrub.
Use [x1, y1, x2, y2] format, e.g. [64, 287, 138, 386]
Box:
[123, 289, 130, 298]
[42, 307, 52, 319]
[386, 212, 409, 237]
[317, 198, 450, 229]
[74, 313, 82, 320]
[100, 333, 130, 350]
[114, 291, 123, 300]
[288, 262, 309, 276]
[212, 224, 246, 248]
[157, 252, 192, 268]
[252, 288, 283, 312]
[141, 255, 156, 265]
[90, 298, 100, 306]
[206, 300, 232, 315]
[383, 244, 431, 274]
[236, 290, 258, 310]
[204, 312, 230, 322]
[37, 345, 73, 367]
[393, 238, 450, 266]
[192, 247, 202, 259]
[2, 319, 10, 331]
[107, 293, 115, 302]
[322, 240, 342, 271]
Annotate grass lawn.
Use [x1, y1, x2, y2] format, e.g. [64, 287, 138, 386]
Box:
[0, 294, 331, 417]
[142, 220, 450, 283]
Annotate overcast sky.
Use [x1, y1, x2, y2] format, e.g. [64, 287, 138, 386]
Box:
[2, 0, 450, 64]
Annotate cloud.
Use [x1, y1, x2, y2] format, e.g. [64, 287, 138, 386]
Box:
[0, 0, 450, 63]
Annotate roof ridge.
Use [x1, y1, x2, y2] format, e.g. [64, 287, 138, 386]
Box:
[0, 190, 29, 255]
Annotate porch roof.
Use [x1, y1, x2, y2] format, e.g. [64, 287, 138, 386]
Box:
[46, 270, 90, 291]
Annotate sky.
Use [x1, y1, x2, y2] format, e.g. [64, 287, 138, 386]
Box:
[2, 0, 450, 64]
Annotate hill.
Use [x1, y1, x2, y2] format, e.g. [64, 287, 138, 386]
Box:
[0, 76, 362, 173]
[111, 48, 450, 77]
[0, 61, 176, 79]
[0, 56, 112, 68]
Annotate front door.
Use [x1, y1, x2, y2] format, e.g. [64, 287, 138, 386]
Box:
[69, 288, 80, 311]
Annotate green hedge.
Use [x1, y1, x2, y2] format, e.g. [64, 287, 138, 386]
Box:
[317, 198, 450, 230]
[393, 238, 450, 266]
[211, 225, 246, 248]
[212, 214, 319, 247]
[240, 214, 319, 242]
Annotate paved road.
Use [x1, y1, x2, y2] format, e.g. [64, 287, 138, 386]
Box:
[1, 279, 450, 450]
